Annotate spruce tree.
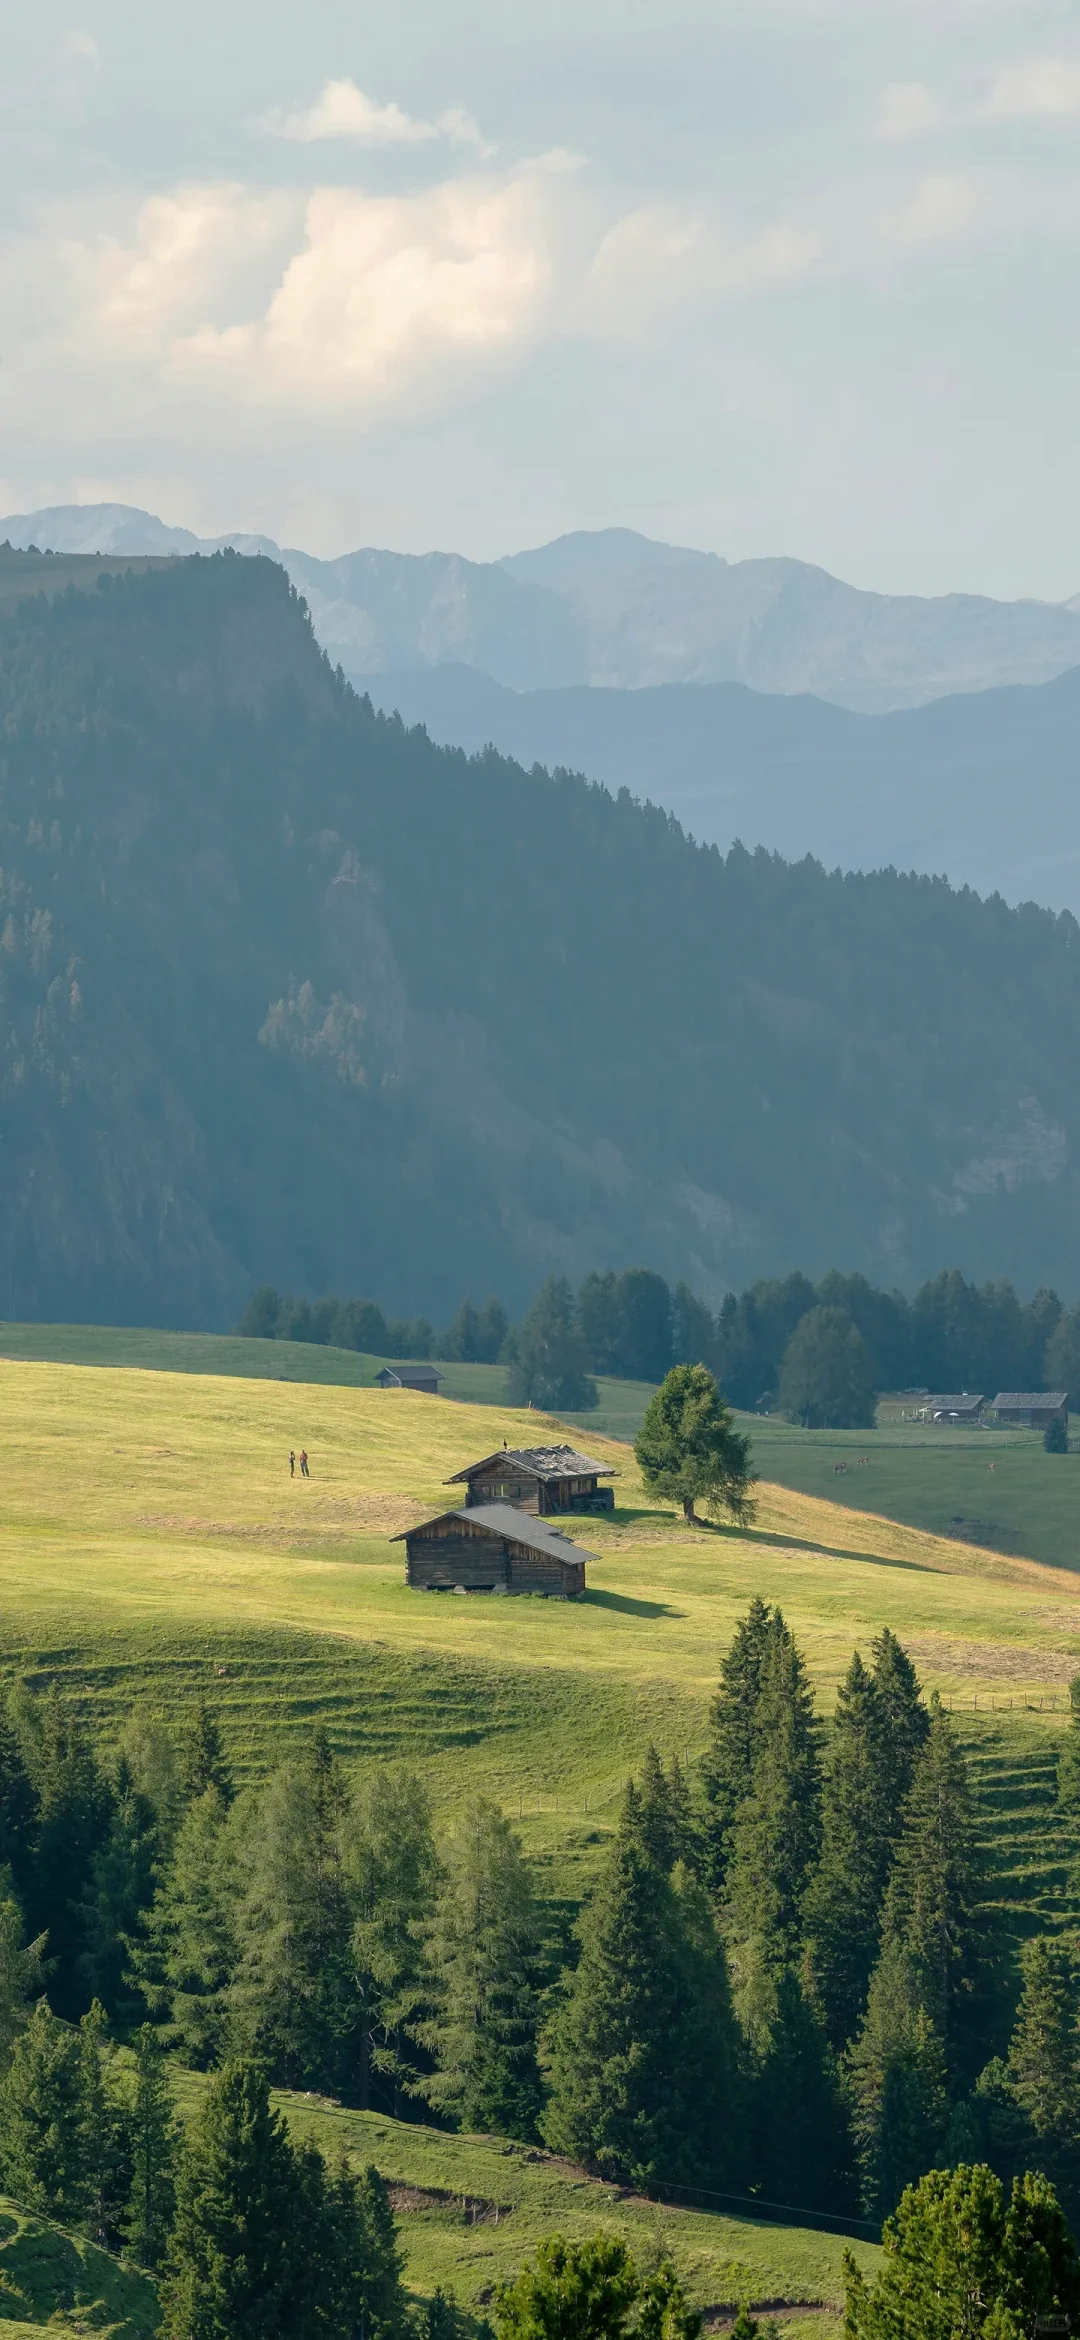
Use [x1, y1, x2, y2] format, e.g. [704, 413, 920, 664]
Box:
[0, 1696, 38, 1897]
[1005, 1936, 1080, 2215]
[875, 1697, 985, 2077]
[228, 1754, 357, 2093]
[0, 1996, 94, 2223]
[78, 1999, 134, 2251]
[136, 1785, 237, 2066]
[751, 1968, 854, 2213]
[119, 1709, 185, 1860]
[723, 1629, 821, 2032]
[317, 2157, 407, 2340]
[78, 1758, 160, 2019]
[0, 1897, 47, 2066]
[493, 2232, 640, 2340]
[23, 1690, 114, 2016]
[124, 2022, 179, 2270]
[420, 1800, 545, 2141]
[870, 1629, 929, 1818]
[802, 1652, 894, 2046]
[699, 1599, 785, 1892]
[160, 2059, 306, 2340]
[542, 1794, 739, 2186]
[178, 1704, 233, 1805]
[344, 1768, 441, 2114]
[846, 1937, 949, 2219]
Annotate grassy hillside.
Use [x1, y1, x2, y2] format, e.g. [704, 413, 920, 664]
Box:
[0, 2195, 156, 2337]
[0, 1354, 1076, 1914]
[268, 2091, 879, 2336]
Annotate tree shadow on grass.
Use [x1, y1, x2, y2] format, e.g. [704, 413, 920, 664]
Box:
[736, 1523, 936, 1575]
[583, 1589, 683, 1618]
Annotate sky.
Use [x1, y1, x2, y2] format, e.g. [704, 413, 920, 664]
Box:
[1, 0, 1079, 595]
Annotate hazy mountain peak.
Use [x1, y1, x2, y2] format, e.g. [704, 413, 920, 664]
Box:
[500, 526, 727, 587]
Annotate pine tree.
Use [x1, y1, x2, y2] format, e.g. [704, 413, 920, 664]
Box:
[723, 1629, 822, 2032]
[177, 1704, 233, 1805]
[802, 1652, 894, 2046]
[542, 1796, 739, 2186]
[869, 1629, 928, 1818]
[493, 2232, 640, 2340]
[875, 1697, 985, 2077]
[160, 2059, 307, 2340]
[634, 1748, 678, 1872]
[0, 1996, 94, 2224]
[124, 2023, 179, 2270]
[228, 1754, 357, 2093]
[699, 1600, 785, 1892]
[751, 1968, 854, 2214]
[420, 1800, 545, 2141]
[136, 1785, 237, 2066]
[843, 2163, 1080, 2339]
[344, 1769, 441, 2114]
[846, 1936, 950, 2219]
[1005, 1936, 1080, 2215]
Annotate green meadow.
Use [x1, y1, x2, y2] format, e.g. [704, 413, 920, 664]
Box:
[0, 1342, 1077, 2331]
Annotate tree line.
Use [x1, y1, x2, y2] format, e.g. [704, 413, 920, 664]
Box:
[237, 1264, 1080, 1423]
[0, 1632, 1077, 2259]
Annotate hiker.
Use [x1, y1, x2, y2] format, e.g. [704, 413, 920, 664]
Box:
[289, 1450, 295, 1477]
[299, 1449, 310, 1478]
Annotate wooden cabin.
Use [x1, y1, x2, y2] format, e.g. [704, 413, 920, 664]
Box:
[928, 1393, 985, 1424]
[394, 1503, 592, 1597]
[375, 1366, 442, 1393]
[445, 1443, 615, 1516]
[992, 1391, 1068, 1429]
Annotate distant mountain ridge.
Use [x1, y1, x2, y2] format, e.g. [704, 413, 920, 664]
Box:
[4, 501, 1080, 715]
[351, 660, 1080, 917]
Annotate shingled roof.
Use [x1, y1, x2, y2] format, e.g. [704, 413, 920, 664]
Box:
[993, 1392, 1068, 1409]
[445, 1444, 615, 1485]
[392, 1503, 598, 1563]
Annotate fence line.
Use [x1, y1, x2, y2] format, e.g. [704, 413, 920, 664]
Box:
[508, 1697, 1068, 1821]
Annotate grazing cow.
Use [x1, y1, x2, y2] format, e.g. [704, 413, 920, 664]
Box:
[833, 1461, 848, 1474]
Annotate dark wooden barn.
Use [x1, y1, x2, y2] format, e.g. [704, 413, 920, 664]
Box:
[992, 1391, 1068, 1428]
[445, 1443, 615, 1516]
[394, 1503, 592, 1596]
[375, 1366, 442, 1393]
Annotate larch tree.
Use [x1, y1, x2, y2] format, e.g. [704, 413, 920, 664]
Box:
[343, 1767, 441, 2116]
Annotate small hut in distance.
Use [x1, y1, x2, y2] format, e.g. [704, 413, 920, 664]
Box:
[445, 1443, 615, 1517]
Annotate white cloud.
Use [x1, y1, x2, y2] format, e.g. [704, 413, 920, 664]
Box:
[874, 81, 947, 141]
[261, 78, 492, 156]
[882, 171, 978, 244]
[566, 205, 820, 341]
[56, 30, 101, 70]
[982, 55, 1080, 118]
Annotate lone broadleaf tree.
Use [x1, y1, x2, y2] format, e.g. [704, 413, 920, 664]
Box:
[634, 1365, 755, 1525]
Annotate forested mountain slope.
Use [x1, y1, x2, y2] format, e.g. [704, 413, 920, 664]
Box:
[355, 659, 1080, 917]
[1, 545, 1079, 1326]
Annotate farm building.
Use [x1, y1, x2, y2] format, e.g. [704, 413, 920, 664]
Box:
[445, 1443, 615, 1515]
[927, 1394, 985, 1424]
[992, 1392, 1069, 1429]
[375, 1366, 442, 1393]
[394, 1503, 592, 1596]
